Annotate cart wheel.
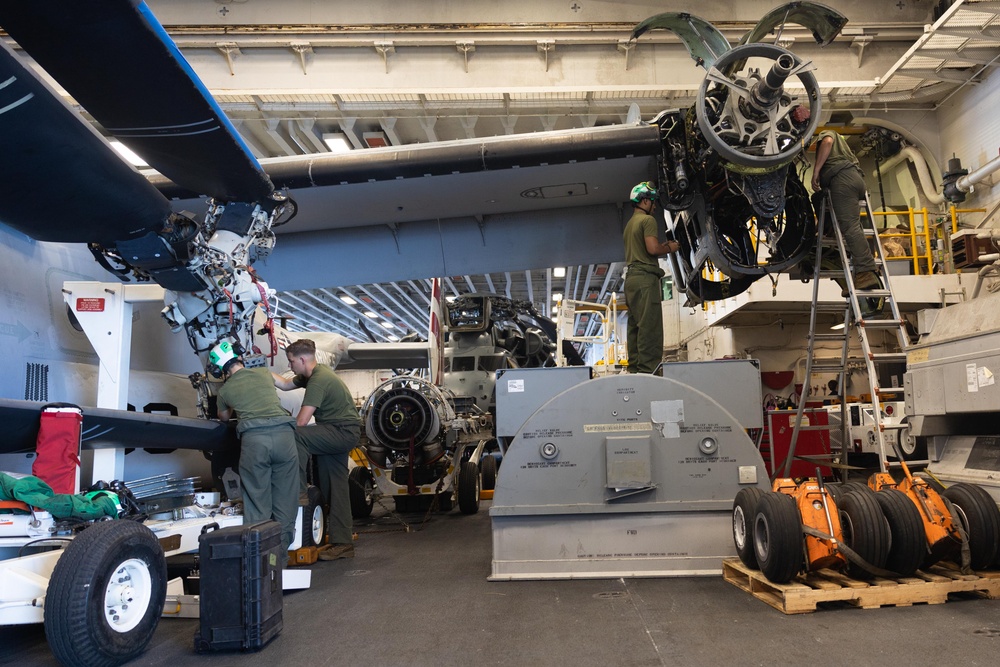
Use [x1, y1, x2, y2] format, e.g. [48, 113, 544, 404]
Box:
[753, 493, 802, 584]
[942, 482, 1000, 570]
[732, 487, 766, 569]
[840, 481, 876, 497]
[480, 454, 498, 491]
[349, 466, 375, 519]
[838, 489, 890, 579]
[302, 485, 326, 546]
[457, 460, 481, 515]
[44, 520, 167, 667]
[875, 488, 925, 577]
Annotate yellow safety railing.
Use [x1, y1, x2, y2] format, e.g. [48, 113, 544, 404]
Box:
[862, 205, 987, 276]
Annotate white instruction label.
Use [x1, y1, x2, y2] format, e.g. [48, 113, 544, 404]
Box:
[967, 363, 979, 392]
[507, 379, 525, 393]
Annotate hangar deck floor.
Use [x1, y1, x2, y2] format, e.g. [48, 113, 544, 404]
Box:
[4, 500, 1000, 667]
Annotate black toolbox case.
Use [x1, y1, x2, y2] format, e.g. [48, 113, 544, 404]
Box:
[194, 520, 284, 652]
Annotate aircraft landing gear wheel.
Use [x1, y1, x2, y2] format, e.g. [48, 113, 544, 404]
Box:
[302, 485, 326, 546]
[942, 482, 1000, 570]
[732, 487, 766, 569]
[838, 489, 890, 580]
[754, 492, 802, 583]
[44, 520, 167, 667]
[349, 466, 375, 519]
[457, 460, 481, 515]
[480, 454, 498, 491]
[875, 488, 925, 577]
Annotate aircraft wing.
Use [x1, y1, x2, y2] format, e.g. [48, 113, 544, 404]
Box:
[0, 1, 273, 204]
[0, 399, 236, 455]
[157, 123, 663, 288]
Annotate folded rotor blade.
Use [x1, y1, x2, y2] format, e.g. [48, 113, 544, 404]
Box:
[0, 1, 274, 203]
[0, 39, 171, 244]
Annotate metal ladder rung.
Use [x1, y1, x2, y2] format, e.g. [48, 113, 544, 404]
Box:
[817, 270, 844, 279]
[854, 289, 892, 298]
[815, 304, 851, 313]
[811, 364, 846, 373]
[874, 387, 905, 395]
[858, 319, 905, 329]
[812, 333, 848, 342]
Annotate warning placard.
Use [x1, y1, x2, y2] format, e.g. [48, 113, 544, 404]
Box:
[76, 298, 105, 312]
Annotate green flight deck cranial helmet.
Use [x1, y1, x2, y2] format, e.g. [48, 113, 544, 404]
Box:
[630, 181, 658, 204]
[208, 340, 239, 376]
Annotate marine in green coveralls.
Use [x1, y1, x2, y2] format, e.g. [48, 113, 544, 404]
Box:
[274, 338, 361, 561]
[211, 341, 299, 558]
[622, 181, 680, 374]
[811, 130, 879, 291]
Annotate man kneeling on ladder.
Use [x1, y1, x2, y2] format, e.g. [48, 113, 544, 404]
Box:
[811, 129, 880, 294]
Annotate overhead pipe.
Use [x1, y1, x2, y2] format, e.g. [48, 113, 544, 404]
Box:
[875, 143, 1000, 207]
[874, 145, 945, 206]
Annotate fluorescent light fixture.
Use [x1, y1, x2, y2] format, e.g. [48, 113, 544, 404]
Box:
[553, 267, 566, 278]
[364, 311, 378, 318]
[445, 295, 457, 302]
[552, 293, 563, 301]
[340, 294, 357, 305]
[387, 334, 400, 341]
[830, 322, 846, 330]
[110, 140, 148, 167]
[381, 321, 395, 329]
[322, 133, 352, 153]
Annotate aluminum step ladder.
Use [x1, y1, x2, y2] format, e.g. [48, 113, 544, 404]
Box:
[780, 190, 915, 481]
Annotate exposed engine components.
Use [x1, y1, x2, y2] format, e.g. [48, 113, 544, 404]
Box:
[362, 376, 454, 468]
[358, 375, 490, 516]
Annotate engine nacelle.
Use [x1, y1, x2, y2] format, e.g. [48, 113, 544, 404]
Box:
[361, 376, 455, 468]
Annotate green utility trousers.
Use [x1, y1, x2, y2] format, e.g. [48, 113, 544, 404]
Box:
[624, 264, 664, 374]
[239, 422, 299, 556]
[295, 421, 361, 546]
[824, 165, 878, 275]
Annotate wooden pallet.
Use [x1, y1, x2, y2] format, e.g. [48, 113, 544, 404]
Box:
[722, 558, 1000, 614]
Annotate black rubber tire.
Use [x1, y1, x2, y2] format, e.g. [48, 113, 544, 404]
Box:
[753, 492, 803, 584]
[826, 483, 843, 507]
[349, 466, 375, 519]
[838, 489, 890, 580]
[302, 485, 326, 547]
[480, 454, 498, 491]
[875, 488, 925, 577]
[44, 520, 167, 667]
[733, 487, 766, 569]
[942, 482, 1000, 570]
[457, 460, 481, 515]
[840, 481, 876, 497]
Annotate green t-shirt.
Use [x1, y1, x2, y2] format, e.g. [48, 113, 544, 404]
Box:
[623, 209, 659, 267]
[818, 129, 859, 174]
[294, 364, 360, 425]
[216, 367, 289, 421]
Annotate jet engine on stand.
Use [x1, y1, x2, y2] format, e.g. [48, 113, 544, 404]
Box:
[360, 376, 491, 515]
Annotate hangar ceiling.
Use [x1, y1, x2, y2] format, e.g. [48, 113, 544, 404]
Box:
[9, 0, 1000, 342]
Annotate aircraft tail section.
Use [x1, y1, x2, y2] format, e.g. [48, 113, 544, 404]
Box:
[429, 278, 445, 386]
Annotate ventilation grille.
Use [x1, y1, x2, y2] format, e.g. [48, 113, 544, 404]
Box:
[24, 363, 48, 402]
